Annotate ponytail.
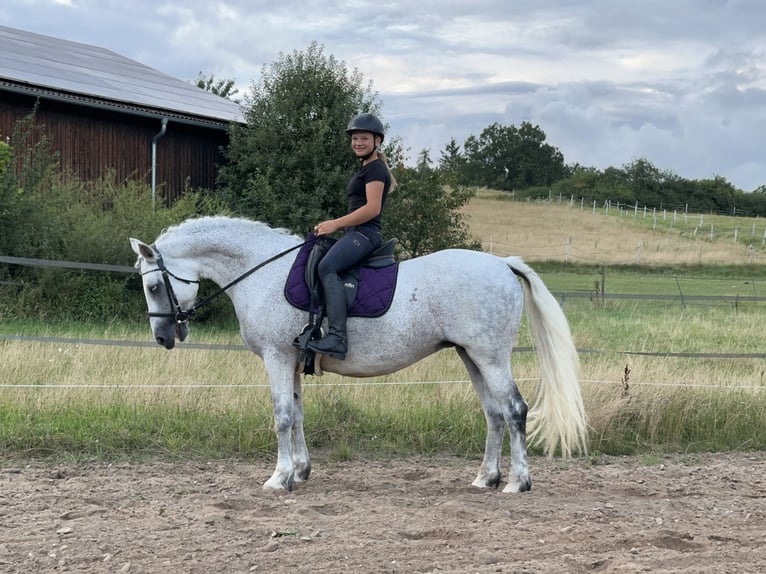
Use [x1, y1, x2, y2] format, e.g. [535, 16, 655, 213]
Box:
[376, 149, 398, 192]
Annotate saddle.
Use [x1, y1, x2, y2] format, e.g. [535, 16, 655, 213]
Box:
[284, 234, 399, 374]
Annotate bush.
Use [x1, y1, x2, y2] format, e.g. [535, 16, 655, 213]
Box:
[0, 111, 232, 322]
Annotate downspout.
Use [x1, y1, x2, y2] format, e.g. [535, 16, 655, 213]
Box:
[151, 117, 168, 210]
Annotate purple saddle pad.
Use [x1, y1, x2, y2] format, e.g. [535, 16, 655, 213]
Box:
[284, 237, 399, 318]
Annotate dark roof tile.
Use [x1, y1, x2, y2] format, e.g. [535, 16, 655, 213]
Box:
[0, 25, 245, 127]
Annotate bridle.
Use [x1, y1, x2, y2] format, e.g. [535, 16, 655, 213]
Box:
[140, 239, 311, 325]
[140, 251, 200, 324]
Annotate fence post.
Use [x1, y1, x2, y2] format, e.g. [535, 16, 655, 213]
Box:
[674, 276, 686, 308]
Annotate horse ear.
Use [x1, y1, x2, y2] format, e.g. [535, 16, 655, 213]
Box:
[129, 238, 157, 261]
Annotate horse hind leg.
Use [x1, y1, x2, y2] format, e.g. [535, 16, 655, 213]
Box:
[472, 408, 504, 490]
[457, 348, 504, 490]
[458, 348, 531, 493]
[503, 394, 532, 493]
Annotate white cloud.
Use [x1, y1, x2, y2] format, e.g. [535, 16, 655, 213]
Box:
[2, 0, 765, 189]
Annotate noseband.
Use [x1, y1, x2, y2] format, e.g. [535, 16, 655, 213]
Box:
[141, 251, 199, 324]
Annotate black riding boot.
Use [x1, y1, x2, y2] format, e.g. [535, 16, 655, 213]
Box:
[307, 273, 348, 360]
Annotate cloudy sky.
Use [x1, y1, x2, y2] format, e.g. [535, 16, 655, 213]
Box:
[3, 0, 766, 191]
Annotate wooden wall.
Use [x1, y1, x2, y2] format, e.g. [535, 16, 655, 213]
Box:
[0, 91, 229, 204]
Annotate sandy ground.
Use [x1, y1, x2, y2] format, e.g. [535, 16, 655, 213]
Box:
[0, 452, 763, 574]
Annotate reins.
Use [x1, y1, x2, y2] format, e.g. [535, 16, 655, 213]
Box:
[142, 239, 311, 324]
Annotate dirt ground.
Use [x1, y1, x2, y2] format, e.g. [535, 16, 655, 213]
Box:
[0, 452, 763, 574]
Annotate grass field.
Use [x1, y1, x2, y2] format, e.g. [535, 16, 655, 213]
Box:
[1, 193, 765, 463]
[463, 190, 766, 266]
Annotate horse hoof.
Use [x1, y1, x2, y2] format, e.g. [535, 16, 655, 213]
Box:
[502, 476, 532, 493]
[295, 464, 312, 483]
[471, 473, 502, 489]
[263, 474, 294, 491]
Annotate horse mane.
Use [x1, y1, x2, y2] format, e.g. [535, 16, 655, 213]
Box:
[157, 216, 298, 242]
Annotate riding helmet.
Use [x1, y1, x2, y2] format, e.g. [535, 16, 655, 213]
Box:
[346, 113, 385, 142]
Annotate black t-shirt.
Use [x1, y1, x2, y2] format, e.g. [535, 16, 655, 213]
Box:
[345, 159, 391, 232]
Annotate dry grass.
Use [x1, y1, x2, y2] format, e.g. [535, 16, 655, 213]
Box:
[2, 192, 765, 458]
[463, 193, 766, 265]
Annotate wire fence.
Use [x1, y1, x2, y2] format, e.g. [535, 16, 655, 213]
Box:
[533, 191, 764, 220]
[1, 334, 763, 392]
[480, 194, 766, 265]
[1, 257, 765, 393]
[483, 231, 766, 266]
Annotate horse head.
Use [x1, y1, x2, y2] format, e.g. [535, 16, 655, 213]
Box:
[130, 238, 200, 349]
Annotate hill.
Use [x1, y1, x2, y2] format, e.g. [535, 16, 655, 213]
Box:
[463, 191, 766, 267]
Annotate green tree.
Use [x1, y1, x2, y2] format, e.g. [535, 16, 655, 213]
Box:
[438, 138, 464, 182]
[194, 72, 240, 102]
[384, 165, 481, 258]
[462, 122, 567, 191]
[690, 175, 739, 214]
[217, 42, 378, 232]
[623, 157, 667, 207]
[416, 148, 433, 172]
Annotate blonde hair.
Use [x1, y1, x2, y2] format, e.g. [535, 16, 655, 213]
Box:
[376, 149, 398, 192]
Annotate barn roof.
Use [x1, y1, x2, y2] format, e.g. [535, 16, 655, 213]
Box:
[0, 25, 244, 129]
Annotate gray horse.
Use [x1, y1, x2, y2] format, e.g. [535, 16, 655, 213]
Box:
[130, 216, 587, 493]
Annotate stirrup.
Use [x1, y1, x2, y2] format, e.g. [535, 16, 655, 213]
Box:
[292, 322, 323, 350]
[307, 336, 347, 360]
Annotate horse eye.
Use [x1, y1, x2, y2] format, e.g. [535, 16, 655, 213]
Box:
[149, 283, 160, 294]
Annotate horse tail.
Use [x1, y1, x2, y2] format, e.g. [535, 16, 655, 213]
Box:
[504, 256, 588, 458]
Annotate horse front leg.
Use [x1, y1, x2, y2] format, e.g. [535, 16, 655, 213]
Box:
[291, 373, 311, 483]
[263, 359, 299, 491]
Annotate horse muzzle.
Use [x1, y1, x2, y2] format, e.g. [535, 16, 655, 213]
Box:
[153, 321, 188, 349]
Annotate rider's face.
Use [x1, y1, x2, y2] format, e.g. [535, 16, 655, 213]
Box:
[350, 131, 378, 157]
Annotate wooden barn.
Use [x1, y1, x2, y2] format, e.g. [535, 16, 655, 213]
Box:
[0, 25, 244, 204]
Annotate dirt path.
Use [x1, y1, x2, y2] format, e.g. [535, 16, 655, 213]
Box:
[1, 452, 763, 573]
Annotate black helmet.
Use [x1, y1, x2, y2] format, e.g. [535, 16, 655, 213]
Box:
[346, 113, 385, 142]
